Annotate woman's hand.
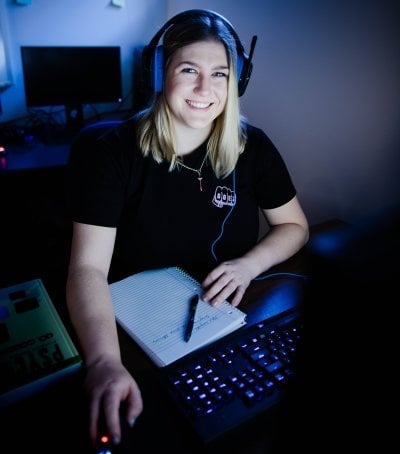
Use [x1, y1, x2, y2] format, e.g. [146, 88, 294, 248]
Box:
[201, 258, 254, 307]
[202, 198, 309, 308]
[84, 356, 143, 446]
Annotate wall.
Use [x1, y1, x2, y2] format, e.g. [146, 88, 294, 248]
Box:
[168, 0, 400, 225]
[1, 0, 399, 226]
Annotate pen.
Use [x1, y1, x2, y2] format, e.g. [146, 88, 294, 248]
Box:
[184, 294, 199, 342]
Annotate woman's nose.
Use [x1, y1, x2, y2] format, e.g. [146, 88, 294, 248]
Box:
[195, 74, 211, 95]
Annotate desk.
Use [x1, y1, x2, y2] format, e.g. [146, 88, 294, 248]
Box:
[0, 141, 70, 173]
[0, 255, 312, 454]
[0, 157, 71, 288]
[1, 220, 358, 454]
[0, 140, 71, 284]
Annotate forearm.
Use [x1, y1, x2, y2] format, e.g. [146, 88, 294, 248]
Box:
[66, 265, 121, 367]
[242, 222, 309, 279]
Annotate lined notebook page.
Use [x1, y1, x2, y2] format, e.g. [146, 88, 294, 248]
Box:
[109, 267, 247, 367]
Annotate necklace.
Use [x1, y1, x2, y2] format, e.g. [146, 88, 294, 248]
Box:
[177, 151, 208, 191]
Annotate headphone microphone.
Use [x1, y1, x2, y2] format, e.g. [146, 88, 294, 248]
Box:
[141, 9, 257, 97]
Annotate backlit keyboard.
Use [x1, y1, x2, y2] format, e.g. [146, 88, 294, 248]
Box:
[159, 306, 304, 443]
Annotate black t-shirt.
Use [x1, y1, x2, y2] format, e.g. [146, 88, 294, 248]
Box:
[66, 119, 296, 280]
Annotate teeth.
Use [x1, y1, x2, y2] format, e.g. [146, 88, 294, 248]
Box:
[187, 100, 211, 108]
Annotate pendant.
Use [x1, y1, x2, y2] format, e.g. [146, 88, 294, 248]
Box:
[198, 176, 203, 192]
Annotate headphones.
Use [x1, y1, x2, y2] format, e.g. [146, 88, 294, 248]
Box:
[141, 9, 257, 97]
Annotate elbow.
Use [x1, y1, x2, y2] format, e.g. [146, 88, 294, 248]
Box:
[302, 222, 310, 246]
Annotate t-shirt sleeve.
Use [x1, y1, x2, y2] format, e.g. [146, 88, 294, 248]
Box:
[251, 127, 297, 209]
[66, 129, 131, 227]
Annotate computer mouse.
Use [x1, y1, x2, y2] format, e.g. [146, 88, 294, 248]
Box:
[94, 406, 132, 454]
[95, 432, 114, 454]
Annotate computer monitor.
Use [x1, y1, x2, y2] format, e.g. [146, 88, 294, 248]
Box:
[20, 46, 123, 129]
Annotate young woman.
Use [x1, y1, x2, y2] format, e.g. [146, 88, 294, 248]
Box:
[66, 9, 309, 446]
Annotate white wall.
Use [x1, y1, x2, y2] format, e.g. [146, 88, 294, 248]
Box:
[1, 0, 399, 226]
[168, 0, 400, 225]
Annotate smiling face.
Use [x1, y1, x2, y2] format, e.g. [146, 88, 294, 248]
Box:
[164, 39, 229, 138]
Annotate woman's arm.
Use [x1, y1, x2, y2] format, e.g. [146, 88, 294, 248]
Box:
[66, 222, 143, 445]
[202, 196, 309, 306]
[67, 222, 118, 365]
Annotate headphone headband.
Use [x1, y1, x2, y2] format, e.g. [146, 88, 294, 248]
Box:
[142, 9, 257, 97]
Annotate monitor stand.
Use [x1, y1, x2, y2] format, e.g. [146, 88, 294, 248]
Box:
[36, 105, 84, 145]
[65, 104, 84, 132]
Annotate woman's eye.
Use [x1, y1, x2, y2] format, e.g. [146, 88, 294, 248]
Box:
[213, 72, 228, 78]
[181, 67, 197, 74]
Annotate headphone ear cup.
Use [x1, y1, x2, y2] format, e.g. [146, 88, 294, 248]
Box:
[236, 54, 244, 93]
[152, 45, 164, 93]
[238, 57, 253, 97]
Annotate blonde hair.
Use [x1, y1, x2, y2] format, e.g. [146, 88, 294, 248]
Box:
[137, 15, 248, 178]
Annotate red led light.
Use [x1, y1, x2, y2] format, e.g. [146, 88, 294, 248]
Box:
[100, 434, 110, 444]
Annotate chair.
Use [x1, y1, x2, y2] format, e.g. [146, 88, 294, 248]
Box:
[73, 119, 123, 145]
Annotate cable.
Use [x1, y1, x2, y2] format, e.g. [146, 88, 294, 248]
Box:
[210, 169, 236, 262]
[253, 271, 308, 281]
[210, 171, 308, 282]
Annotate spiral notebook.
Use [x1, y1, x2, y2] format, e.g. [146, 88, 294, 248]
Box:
[109, 267, 247, 367]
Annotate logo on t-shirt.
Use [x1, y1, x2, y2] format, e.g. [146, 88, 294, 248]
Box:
[212, 186, 236, 208]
